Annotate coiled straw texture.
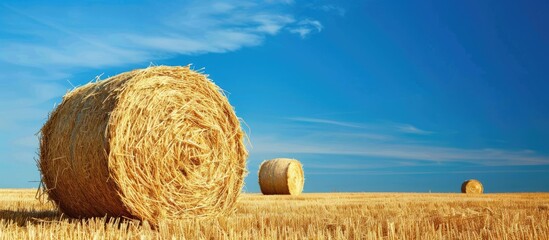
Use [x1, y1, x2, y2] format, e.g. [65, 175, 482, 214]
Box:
[461, 179, 483, 194]
[39, 66, 247, 224]
[258, 158, 304, 195]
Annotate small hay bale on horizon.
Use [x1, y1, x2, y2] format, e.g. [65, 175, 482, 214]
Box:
[258, 158, 304, 195]
[461, 179, 484, 194]
[39, 65, 248, 225]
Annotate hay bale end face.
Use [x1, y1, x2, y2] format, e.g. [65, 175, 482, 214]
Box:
[461, 179, 483, 194]
[39, 66, 247, 224]
[258, 158, 304, 195]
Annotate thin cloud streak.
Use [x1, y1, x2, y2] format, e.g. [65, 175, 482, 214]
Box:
[305, 163, 399, 169]
[251, 123, 549, 166]
[287, 117, 433, 136]
[287, 117, 365, 128]
[247, 134, 549, 175]
[255, 117, 549, 166]
[251, 135, 549, 166]
[2, 4, 118, 52]
[316, 4, 346, 17]
[307, 169, 549, 175]
[396, 124, 433, 135]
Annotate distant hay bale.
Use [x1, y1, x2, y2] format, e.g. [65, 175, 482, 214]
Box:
[258, 158, 304, 195]
[461, 179, 483, 194]
[39, 66, 247, 224]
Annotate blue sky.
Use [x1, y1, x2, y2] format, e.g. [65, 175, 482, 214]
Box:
[1, 0, 548, 192]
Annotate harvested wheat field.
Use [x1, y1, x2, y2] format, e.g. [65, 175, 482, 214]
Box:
[0, 189, 548, 239]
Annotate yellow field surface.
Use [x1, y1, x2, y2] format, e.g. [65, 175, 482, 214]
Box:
[0, 189, 548, 239]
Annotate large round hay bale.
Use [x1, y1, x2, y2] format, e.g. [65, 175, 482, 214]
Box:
[461, 179, 483, 194]
[258, 158, 304, 195]
[39, 66, 247, 224]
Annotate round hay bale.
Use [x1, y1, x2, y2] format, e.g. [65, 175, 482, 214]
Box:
[39, 66, 247, 224]
[258, 158, 304, 195]
[461, 179, 483, 194]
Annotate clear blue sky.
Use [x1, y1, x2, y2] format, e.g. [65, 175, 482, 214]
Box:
[1, 0, 548, 192]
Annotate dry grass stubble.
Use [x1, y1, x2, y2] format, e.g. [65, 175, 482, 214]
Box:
[1, 190, 549, 239]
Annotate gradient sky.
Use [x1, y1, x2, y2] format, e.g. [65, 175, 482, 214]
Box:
[1, 0, 548, 192]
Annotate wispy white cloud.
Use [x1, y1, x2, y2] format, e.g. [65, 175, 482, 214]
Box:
[396, 124, 433, 135]
[252, 135, 549, 166]
[0, 42, 150, 69]
[250, 117, 549, 167]
[326, 132, 394, 141]
[287, 117, 432, 137]
[307, 169, 549, 175]
[287, 117, 365, 128]
[0, 1, 326, 167]
[122, 31, 264, 55]
[306, 163, 396, 170]
[288, 19, 323, 38]
[265, 0, 295, 5]
[0, 1, 319, 69]
[315, 4, 346, 17]
[254, 14, 295, 35]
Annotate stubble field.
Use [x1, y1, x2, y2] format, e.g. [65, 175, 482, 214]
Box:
[0, 189, 548, 239]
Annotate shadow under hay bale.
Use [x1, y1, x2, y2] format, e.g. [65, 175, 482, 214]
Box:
[39, 66, 248, 225]
[0, 209, 62, 227]
[258, 158, 304, 195]
[461, 179, 483, 194]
